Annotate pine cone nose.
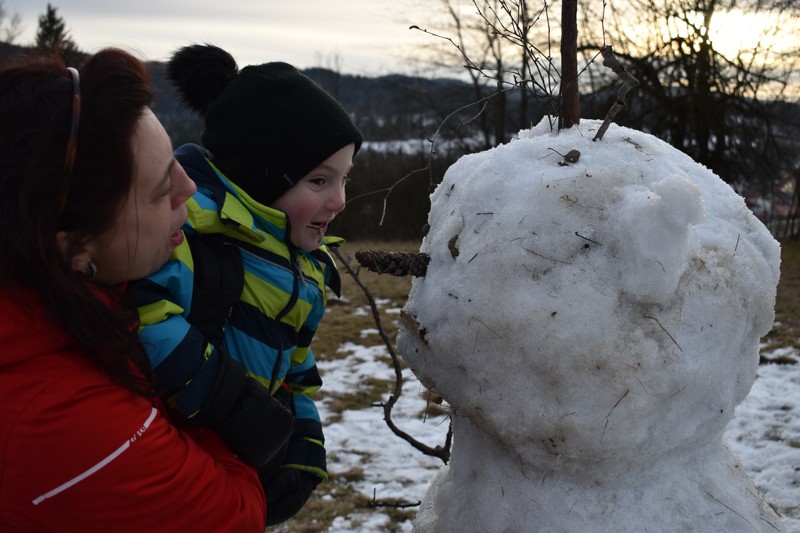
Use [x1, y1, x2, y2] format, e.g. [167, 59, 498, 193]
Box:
[355, 250, 430, 277]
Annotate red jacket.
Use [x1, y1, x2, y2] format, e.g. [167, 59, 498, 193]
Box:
[0, 290, 266, 531]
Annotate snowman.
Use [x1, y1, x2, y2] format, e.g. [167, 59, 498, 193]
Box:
[393, 118, 784, 532]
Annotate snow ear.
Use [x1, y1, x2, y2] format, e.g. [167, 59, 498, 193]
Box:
[617, 174, 705, 304]
[167, 44, 239, 116]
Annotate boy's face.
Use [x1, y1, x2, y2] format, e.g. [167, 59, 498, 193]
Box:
[272, 143, 355, 251]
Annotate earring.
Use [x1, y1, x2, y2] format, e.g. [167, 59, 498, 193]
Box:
[83, 260, 97, 278]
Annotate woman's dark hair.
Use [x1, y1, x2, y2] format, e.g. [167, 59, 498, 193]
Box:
[0, 49, 156, 394]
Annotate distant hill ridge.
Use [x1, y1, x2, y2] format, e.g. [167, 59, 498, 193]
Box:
[0, 42, 478, 144]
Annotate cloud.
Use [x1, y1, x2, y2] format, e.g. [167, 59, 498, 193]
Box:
[13, 0, 430, 74]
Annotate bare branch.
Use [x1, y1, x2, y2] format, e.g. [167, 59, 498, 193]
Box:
[346, 83, 516, 225]
[593, 46, 640, 141]
[643, 315, 683, 352]
[332, 247, 452, 464]
[368, 488, 422, 509]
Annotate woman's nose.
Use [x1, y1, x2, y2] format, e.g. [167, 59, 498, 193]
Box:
[171, 165, 196, 208]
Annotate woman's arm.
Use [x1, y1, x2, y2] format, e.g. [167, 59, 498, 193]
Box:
[2, 368, 266, 532]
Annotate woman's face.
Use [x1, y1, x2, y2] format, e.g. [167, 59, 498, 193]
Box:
[86, 109, 196, 284]
[272, 143, 354, 251]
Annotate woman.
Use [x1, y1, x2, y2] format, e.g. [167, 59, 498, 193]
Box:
[0, 49, 266, 530]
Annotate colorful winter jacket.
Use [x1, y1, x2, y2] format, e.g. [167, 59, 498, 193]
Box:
[0, 287, 266, 531]
[130, 143, 340, 482]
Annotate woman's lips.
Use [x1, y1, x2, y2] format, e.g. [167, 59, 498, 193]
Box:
[169, 228, 184, 246]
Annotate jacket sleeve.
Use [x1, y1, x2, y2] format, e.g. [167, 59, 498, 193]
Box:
[282, 326, 327, 481]
[128, 243, 217, 418]
[277, 250, 341, 481]
[129, 240, 293, 467]
[3, 367, 266, 532]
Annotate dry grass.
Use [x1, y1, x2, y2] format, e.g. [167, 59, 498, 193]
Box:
[763, 238, 800, 357]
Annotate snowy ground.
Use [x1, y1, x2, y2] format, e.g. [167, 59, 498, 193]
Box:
[726, 347, 800, 532]
[314, 303, 800, 533]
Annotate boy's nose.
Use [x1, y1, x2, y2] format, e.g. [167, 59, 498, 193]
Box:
[327, 186, 346, 213]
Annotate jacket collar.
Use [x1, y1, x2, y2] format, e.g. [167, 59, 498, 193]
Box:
[175, 143, 289, 245]
[174, 143, 342, 295]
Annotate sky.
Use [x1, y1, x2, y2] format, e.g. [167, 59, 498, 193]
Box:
[10, 0, 433, 75]
[9, 1, 795, 82]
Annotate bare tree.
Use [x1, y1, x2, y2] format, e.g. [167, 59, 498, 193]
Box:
[408, 0, 571, 144]
[408, 0, 509, 148]
[577, 0, 800, 224]
[0, 0, 23, 44]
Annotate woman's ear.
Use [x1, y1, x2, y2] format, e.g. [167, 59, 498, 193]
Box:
[56, 230, 94, 275]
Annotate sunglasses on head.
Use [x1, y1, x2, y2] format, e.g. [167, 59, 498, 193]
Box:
[55, 66, 81, 218]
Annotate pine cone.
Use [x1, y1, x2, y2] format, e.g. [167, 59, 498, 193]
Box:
[355, 250, 430, 277]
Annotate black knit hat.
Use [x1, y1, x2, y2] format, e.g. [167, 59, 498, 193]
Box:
[167, 44, 363, 205]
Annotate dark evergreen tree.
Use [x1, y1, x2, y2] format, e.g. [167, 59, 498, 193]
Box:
[35, 3, 81, 65]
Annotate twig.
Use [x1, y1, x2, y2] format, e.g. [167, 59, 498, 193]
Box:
[703, 490, 760, 532]
[593, 46, 640, 142]
[468, 316, 503, 338]
[643, 315, 683, 352]
[575, 231, 601, 245]
[368, 488, 421, 509]
[603, 389, 630, 421]
[332, 247, 452, 464]
[346, 84, 516, 226]
[600, 389, 629, 442]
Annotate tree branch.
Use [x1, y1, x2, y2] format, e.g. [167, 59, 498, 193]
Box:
[593, 45, 640, 141]
[332, 247, 452, 464]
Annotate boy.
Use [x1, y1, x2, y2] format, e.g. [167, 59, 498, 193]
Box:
[129, 44, 362, 525]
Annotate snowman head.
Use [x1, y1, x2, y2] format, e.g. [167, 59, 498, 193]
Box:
[397, 122, 780, 467]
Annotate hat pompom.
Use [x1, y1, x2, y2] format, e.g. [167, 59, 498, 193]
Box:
[167, 44, 238, 115]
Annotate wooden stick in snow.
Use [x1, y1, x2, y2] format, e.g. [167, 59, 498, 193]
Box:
[593, 46, 640, 142]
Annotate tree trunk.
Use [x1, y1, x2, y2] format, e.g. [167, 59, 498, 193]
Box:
[559, 0, 580, 129]
[519, 3, 530, 130]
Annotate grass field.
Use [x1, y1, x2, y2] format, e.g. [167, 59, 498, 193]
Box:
[270, 237, 800, 533]
[766, 238, 800, 356]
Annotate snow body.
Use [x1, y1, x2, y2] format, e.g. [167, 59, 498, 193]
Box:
[398, 118, 783, 532]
